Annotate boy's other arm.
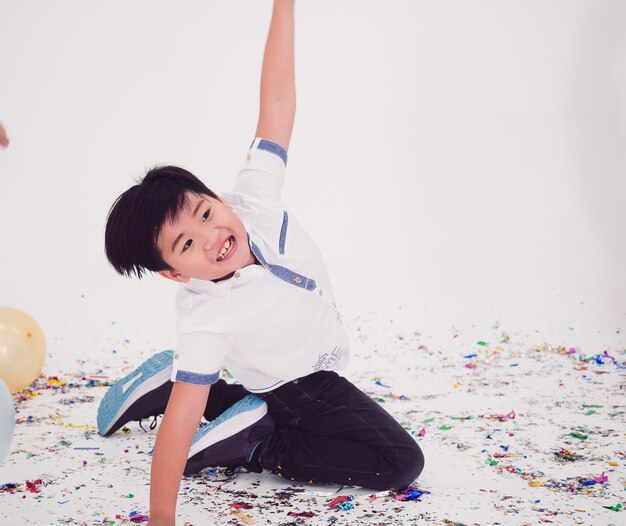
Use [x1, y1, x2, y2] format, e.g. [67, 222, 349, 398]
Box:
[255, 0, 296, 152]
[147, 381, 211, 526]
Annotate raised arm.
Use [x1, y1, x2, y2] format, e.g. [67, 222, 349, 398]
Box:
[147, 382, 210, 526]
[255, 0, 296, 151]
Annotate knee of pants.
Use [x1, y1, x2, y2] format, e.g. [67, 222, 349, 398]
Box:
[379, 441, 425, 490]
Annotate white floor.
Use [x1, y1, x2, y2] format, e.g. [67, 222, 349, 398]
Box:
[1, 312, 624, 526]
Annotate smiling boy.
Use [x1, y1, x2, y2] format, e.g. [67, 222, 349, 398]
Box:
[100, 2, 423, 524]
[158, 188, 256, 282]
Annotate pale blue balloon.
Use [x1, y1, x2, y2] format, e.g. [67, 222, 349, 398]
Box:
[0, 377, 15, 463]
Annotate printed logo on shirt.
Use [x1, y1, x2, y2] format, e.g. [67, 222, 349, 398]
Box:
[312, 345, 345, 372]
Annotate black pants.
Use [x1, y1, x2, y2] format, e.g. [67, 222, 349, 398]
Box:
[203, 371, 424, 490]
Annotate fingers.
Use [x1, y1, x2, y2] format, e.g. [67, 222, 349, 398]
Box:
[0, 123, 9, 149]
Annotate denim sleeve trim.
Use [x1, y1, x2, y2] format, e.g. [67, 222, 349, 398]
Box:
[279, 211, 288, 254]
[174, 370, 220, 385]
[257, 139, 288, 166]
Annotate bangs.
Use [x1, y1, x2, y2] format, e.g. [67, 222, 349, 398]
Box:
[105, 166, 218, 278]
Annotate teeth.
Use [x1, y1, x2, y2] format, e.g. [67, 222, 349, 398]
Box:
[217, 236, 233, 261]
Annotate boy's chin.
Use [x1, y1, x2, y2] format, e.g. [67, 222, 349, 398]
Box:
[196, 267, 238, 282]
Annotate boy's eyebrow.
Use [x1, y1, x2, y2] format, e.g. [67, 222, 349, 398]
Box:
[171, 199, 207, 254]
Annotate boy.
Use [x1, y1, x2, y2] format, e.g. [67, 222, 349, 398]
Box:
[100, 1, 424, 523]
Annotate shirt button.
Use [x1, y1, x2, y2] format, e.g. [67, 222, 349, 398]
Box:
[235, 272, 241, 278]
[174, 353, 180, 360]
[294, 276, 302, 284]
[246, 152, 252, 160]
[319, 289, 323, 296]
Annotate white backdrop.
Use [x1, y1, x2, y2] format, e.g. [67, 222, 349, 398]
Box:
[1, 0, 624, 367]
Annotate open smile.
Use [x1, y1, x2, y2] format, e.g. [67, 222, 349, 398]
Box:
[216, 235, 236, 262]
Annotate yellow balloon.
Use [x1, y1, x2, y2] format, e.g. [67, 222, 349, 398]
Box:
[0, 307, 46, 393]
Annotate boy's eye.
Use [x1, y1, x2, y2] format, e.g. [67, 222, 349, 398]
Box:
[182, 239, 192, 252]
[202, 208, 211, 222]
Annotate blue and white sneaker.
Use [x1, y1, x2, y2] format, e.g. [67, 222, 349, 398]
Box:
[184, 395, 274, 475]
[97, 350, 174, 436]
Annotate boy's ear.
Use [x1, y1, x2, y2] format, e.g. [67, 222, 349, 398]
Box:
[158, 270, 190, 283]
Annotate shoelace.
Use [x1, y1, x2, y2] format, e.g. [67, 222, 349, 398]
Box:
[138, 415, 161, 433]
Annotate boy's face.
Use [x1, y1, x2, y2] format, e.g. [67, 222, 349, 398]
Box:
[156, 193, 256, 283]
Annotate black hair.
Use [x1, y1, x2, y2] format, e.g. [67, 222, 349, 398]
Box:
[105, 165, 219, 278]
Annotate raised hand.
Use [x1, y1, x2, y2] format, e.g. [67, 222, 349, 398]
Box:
[0, 123, 8, 149]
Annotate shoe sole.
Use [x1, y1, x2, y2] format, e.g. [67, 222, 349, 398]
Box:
[185, 395, 272, 474]
[97, 350, 174, 436]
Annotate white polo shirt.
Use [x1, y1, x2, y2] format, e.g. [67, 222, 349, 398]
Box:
[170, 138, 350, 393]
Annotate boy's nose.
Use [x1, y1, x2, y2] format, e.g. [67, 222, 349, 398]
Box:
[203, 229, 222, 253]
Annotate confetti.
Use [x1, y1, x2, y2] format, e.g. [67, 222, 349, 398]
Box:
[394, 486, 427, 501]
[231, 511, 256, 524]
[3, 321, 623, 525]
[489, 410, 515, 421]
[129, 511, 150, 523]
